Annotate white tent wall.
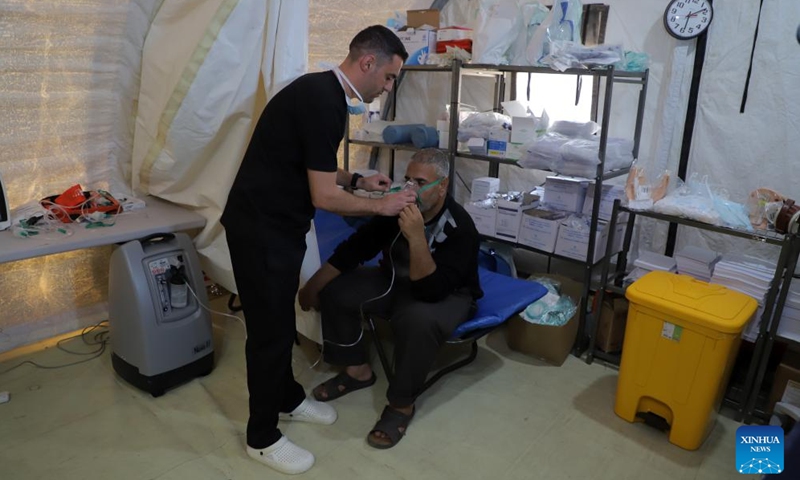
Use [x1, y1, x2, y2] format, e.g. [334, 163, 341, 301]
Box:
[0, 0, 160, 353]
[131, 0, 311, 294]
[674, 0, 800, 260]
[1, 0, 798, 353]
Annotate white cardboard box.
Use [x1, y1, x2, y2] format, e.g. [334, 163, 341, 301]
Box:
[397, 29, 436, 65]
[510, 116, 537, 143]
[494, 193, 540, 242]
[518, 209, 567, 252]
[470, 177, 500, 202]
[554, 218, 610, 261]
[582, 182, 626, 220]
[542, 176, 588, 213]
[465, 202, 497, 237]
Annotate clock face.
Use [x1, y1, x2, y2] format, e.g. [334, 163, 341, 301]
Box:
[664, 0, 713, 40]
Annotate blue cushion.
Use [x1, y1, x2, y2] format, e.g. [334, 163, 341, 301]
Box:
[451, 268, 548, 338]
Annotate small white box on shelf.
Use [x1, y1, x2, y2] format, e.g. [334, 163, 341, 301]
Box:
[470, 177, 500, 202]
[518, 209, 567, 252]
[467, 137, 486, 155]
[494, 193, 540, 242]
[582, 182, 626, 220]
[464, 201, 497, 237]
[542, 176, 588, 213]
[510, 116, 537, 143]
[554, 218, 612, 261]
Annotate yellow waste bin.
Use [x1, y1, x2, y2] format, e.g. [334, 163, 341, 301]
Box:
[615, 271, 757, 450]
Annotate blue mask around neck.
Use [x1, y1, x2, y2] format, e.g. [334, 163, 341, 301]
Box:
[333, 67, 367, 115]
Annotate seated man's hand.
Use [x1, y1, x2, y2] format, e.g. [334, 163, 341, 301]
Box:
[378, 190, 417, 216]
[398, 204, 425, 243]
[298, 285, 320, 311]
[360, 173, 392, 192]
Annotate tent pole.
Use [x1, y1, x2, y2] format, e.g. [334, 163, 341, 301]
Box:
[665, 3, 711, 256]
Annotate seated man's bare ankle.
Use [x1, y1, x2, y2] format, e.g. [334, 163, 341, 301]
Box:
[345, 364, 372, 381]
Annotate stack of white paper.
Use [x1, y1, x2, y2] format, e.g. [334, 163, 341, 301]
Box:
[711, 254, 776, 342]
[777, 282, 800, 343]
[675, 246, 720, 282]
[634, 251, 677, 272]
[625, 250, 677, 284]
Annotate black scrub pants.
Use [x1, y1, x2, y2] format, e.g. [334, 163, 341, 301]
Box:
[226, 228, 307, 449]
[319, 267, 475, 407]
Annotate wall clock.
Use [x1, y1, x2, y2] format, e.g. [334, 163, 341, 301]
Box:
[663, 0, 713, 40]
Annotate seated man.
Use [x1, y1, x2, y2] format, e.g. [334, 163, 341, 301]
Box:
[298, 148, 483, 449]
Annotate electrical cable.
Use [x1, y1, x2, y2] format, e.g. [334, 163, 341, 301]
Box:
[303, 230, 405, 374]
[0, 321, 110, 375]
[185, 282, 247, 333]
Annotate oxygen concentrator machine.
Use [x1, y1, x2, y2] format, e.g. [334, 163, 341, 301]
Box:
[108, 232, 213, 397]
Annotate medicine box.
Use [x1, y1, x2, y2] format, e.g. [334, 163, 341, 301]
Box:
[542, 176, 588, 213]
[518, 209, 566, 252]
[470, 176, 500, 202]
[397, 29, 437, 66]
[487, 130, 509, 159]
[554, 218, 610, 262]
[464, 201, 496, 237]
[494, 193, 540, 242]
[510, 116, 537, 144]
[582, 182, 626, 220]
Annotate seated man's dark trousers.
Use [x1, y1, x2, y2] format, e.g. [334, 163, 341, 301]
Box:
[319, 267, 475, 407]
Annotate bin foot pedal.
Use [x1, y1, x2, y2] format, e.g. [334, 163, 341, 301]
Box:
[636, 411, 670, 432]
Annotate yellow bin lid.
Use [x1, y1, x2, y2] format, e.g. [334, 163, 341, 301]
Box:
[625, 271, 757, 334]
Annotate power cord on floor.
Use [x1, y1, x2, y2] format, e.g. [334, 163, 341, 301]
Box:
[0, 321, 110, 376]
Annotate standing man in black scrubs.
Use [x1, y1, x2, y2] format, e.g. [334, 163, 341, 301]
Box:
[220, 25, 413, 475]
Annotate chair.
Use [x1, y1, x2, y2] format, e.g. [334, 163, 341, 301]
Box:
[366, 267, 548, 395]
[287, 210, 547, 393]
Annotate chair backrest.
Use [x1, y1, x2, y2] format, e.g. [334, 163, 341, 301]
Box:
[478, 241, 517, 278]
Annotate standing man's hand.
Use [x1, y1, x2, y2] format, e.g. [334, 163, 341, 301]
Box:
[360, 173, 392, 192]
[377, 190, 417, 216]
[398, 204, 425, 243]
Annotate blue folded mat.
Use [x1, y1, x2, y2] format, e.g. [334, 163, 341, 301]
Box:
[383, 124, 425, 144]
[411, 126, 439, 148]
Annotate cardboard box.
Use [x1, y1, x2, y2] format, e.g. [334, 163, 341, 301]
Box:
[542, 176, 588, 213]
[407, 9, 440, 28]
[510, 116, 537, 143]
[467, 137, 486, 155]
[594, 294, 629, 353]
[505, 142, 526, 161]
[464, 201, 496, 237]
[768, 351, 800, 413]
[486, 140, 507, 158]
[507, 314, 578, 366]
[506, 274, 583, 366]
[518, 209, 566, 252]
[397, 29, 437, 65]
[554, 218, 610, 261]
[494, 193, 539, 242]
[470, 176, 500, 202]
[582, 182, 626, 220]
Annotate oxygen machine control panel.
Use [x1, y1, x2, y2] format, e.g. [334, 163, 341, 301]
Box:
[147, 254, 191, 321]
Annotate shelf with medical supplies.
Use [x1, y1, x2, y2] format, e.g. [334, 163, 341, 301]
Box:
[587, 199, 800, 425]
[452, 61, 649, 359]
[343, 59, 650, 359]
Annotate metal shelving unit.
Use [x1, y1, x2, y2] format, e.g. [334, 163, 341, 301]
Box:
[344, 60, 650, 356]
[588, 199, 800, 422]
